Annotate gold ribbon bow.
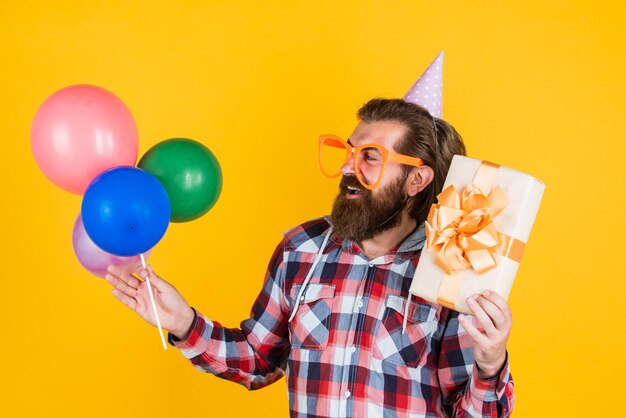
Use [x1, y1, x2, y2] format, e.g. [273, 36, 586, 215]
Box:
[425, 183, 509, 275]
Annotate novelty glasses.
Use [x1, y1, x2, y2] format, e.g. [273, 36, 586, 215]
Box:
[318, 134, 425, 190]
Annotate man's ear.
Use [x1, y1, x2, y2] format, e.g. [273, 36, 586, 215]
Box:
[406, 166, 434, 197]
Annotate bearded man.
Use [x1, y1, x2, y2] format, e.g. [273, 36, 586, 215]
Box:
[106, 98, 515, 417]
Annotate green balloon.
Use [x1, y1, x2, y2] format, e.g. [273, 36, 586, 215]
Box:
[138, 138, 222, 223]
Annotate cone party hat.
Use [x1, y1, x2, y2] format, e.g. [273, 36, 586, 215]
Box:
[403, 51, 444, 118]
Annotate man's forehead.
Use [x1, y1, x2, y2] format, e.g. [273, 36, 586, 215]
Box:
[349, 120, 407, 146]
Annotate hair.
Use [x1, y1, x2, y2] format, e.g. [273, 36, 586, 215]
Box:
[357, 98, 467, 225]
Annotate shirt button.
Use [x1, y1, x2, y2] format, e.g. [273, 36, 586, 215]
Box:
[368, 262, 374, 267]
[349, 346, 356, 353]
[344, 390, 351, 398]
[357, 300, 364, 308]
[300, 296, 305, 302]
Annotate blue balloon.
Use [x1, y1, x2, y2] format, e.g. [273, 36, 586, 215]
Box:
[81, 167, 171, 256]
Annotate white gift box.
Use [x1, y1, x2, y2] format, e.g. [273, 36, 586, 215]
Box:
[409, 155, 545, 314]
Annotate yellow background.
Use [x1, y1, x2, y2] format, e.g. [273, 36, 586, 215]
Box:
[1, 1, 624, 416]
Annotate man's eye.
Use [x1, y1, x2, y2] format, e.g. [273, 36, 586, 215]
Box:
[364, 151, 381, 162]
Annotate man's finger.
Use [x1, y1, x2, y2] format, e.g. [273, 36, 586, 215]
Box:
[466, 296, 498, 337]
[482, 290, 512, 323]
[458, 314, 488, 345]
[117, 269, 141, 290]
[106, 273, 138, 298]
[104, 271, 118, 288]
[476, 295, 506, 331]
[112, 288, 137, 311]
[144, 265, 173, 292]
[108, 264, 126, 278]
[108, 265, 141, 289]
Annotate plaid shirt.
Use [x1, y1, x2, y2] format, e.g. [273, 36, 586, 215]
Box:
[169, 218, 514, 417]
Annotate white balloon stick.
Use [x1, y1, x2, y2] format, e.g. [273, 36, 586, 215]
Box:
[140, 253, 167, 350]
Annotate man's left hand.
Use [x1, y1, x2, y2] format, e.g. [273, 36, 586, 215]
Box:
[458, 290, 512, 380]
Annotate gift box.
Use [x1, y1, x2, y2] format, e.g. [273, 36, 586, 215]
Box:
[409, 155, 545, 314]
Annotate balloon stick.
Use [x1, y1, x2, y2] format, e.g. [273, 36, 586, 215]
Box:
[140, 253, 167, 350]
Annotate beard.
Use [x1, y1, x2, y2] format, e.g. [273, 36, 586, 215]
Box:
[330, 174, 408, 243]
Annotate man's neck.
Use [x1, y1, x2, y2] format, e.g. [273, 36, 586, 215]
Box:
[358, 213, 417, 260]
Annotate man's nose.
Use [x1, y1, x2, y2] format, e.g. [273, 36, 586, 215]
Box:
[340, 151, 355, 175]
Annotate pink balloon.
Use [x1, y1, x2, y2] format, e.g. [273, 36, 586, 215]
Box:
[31, 85, 138, 194]
[72, 214, 151, 278]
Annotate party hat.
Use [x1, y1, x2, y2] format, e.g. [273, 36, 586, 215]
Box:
[403, 51, 444, 118]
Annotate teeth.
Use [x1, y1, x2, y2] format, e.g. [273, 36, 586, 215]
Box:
[347, 185, 361, 191]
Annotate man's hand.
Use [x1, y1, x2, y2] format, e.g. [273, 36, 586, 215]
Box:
[105, 265, 196, 340]
[458, 290, 512, 380]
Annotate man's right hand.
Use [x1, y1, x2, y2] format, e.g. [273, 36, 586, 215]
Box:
[105, 265, 196, 340]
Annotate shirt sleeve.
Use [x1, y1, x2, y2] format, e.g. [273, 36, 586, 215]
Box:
[168, 240, 291, 391]
[437, 310, 515, 417]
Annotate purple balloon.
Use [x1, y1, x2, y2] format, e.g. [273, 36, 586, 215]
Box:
[72, 214, 151, 278]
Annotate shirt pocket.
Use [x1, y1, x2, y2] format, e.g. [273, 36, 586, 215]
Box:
[288, 283, 336, 350]
[373, 294, 438, 368]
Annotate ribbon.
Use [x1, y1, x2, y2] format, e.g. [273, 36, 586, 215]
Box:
[424, 161, 526, 309]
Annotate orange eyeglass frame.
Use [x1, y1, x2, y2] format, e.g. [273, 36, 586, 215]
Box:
[318, 134, 425, 190]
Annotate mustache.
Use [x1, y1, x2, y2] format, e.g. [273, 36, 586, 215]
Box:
[339, 175, 370, 194]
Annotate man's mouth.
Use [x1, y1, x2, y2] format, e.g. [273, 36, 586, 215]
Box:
[345, 185, 365, 198]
